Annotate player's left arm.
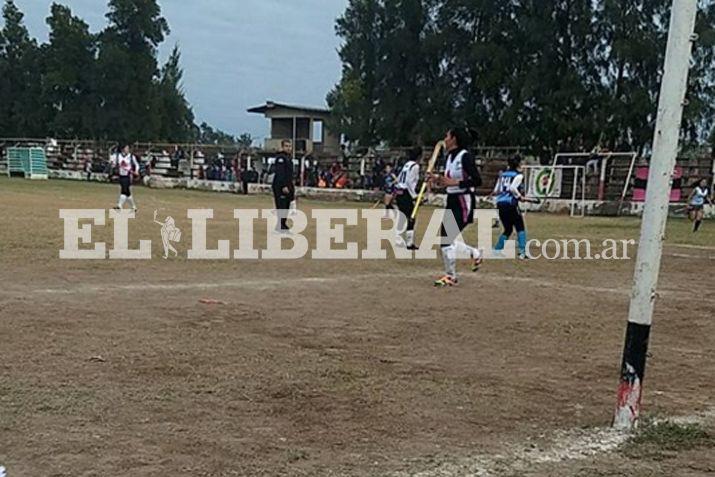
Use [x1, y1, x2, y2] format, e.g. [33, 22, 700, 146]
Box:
[459, 153, 482, 189]
[132, 156, 140, 177]
[409, 165, 420, 194]
[510, 174, 524, 201]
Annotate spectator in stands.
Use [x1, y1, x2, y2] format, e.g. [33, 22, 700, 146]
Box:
[240, 167, 250, 194]
[358, 155, 367, 189]
[318, 169, 328, 188]
[323, 167, 334, 188]
[330, 161, 342, 184]
[84, 157, 93, 181]
[382, 164, 398, 218]
[340, 145, 349, 168]
[171, 146, 185, 169]
[373, 157, 386, 190]
[232, 155, 240, 182]
[334, 167, 350, 189]
[586, 147, 602, 176]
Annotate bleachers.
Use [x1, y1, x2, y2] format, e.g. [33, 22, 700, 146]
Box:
[1, 137, 712, 207]
[6, 147, 49, 179]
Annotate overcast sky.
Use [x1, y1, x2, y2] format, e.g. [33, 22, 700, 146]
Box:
[13, 0, 348, 141]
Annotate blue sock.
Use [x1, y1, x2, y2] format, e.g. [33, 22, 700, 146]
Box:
[495, 234, 508, 251]
[517, 231, 527, 254]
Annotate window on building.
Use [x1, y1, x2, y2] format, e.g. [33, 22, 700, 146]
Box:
[312, 120, 324, 144]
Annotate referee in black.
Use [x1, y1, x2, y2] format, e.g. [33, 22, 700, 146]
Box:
[272, 139, 295, 233]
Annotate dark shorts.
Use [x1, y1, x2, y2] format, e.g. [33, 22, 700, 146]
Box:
[497, 202, 525, 235]
[119, 175, 132, 197]
[689, 204, 704, 212]
[395, 190, 416, 230]
[440, 193, 474, 244]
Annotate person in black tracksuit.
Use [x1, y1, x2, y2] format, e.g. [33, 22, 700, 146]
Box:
[272, 140, 295, 232]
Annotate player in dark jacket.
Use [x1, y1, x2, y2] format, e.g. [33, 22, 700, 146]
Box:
[272, 140, 295, 232]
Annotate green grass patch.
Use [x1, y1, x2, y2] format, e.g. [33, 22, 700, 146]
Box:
[622, 420, 714, 460]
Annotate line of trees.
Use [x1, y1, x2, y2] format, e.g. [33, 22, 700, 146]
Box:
[0, 0, 246, 144]
[328, 0, 715, 155]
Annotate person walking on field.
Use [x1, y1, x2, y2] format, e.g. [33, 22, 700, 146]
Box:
[394, 147, 422, 250]
[428, 127, 484, 287]
[111, 144, 140, 212]
[688, 177, 713, 232]
[493, 156, 529, 259]
[272, 140, 295, 233]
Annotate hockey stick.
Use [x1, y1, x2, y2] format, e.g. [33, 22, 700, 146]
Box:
[411, 141, 445, 220]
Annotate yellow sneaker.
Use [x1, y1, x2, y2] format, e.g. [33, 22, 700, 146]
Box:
[434, 275, 458, 287]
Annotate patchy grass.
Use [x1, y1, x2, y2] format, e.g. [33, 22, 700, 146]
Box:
[622, 420, 715, 461]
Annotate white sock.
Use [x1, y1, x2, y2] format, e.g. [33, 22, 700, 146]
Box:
[118, 195, 127, 208]
[406, 231, 415, 247]
[441, 245, 456, 278]
[127, 197, 136, 210]
[453, 241, 480, 260]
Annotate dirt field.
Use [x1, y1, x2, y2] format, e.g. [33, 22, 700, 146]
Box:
[0, 177, 713, 477]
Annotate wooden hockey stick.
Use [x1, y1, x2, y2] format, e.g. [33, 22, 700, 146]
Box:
[411, 141, 445, 220]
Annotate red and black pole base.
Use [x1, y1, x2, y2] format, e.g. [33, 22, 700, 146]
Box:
[614, 322, 651, 429]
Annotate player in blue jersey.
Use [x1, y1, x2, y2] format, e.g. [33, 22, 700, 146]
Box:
[493, 156, 529, 259]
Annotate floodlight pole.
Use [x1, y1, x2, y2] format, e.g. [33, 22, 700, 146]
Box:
[613, 0, 698, 430]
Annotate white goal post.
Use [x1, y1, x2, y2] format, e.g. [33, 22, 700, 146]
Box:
[550, 152, 638, 203]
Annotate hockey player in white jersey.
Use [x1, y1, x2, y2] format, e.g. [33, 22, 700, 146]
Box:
[394, 147, 422, 250]
[111, 144, 140, 212]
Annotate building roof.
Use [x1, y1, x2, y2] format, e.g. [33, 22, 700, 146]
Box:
[247, 101, 330, 115]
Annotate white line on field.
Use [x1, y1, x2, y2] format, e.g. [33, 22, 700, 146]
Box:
[396, 407, 715, 477]
[668, 243, 715, 251]
[670, 252, 715, 260]
[6, 269, 710, 304]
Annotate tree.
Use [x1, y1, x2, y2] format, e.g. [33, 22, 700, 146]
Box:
[237, 133, 253, 148]
[372, 0, 431, 145]
[0, 8, 7, 135]
[684, 0, 715, 146]
[156, 44, 195, 141]
[96, 0, 169, 141]
[197, 122, 237, 145]
[328, 0, 384, 146]
[504, 0, 602, 152]
[595, 0, 671, 152]
[43, 3, 99, 137]
[330, 0, 715, 154]
[0, 0, 44, 137]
